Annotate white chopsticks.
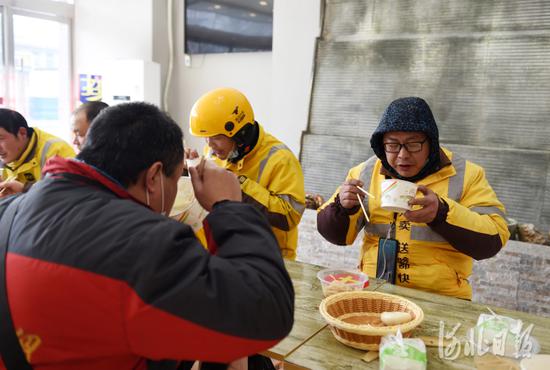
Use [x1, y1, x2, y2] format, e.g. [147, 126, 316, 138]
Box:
[356, 194, 370, 223]
[355, 185, 375, 199]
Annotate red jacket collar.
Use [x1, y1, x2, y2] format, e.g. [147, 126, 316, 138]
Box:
[43, 157, 142, 203]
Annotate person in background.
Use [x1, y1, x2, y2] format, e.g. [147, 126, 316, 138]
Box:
[317, 97, 510, 299]
[0, 102, 294, 369]
[0, 108, 75, 196]
[188, 87, 306, 260]
[72, 101, 109, 151]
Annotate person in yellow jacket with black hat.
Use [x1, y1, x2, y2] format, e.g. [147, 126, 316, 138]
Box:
[317, 97, 510, 299]
[189, 87, 305, 260]
[0, 108, 75, 196]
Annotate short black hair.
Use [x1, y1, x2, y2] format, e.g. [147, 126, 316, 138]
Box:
[0, 108, 31, 136]
[77, 102, 184, 187]
[74, 101, 109, 124]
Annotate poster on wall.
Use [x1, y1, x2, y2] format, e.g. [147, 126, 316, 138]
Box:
[79, 74, 103, 103]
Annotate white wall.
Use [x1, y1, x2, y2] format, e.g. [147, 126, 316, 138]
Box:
[167, 0, 273, 152]
[74, 0, 153, 88]
[271, 0, 322, 155]
[75, 0, 322, 157]
[169, 0, 321, 155]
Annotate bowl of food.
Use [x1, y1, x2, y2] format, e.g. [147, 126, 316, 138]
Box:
[170, 176, 208, 232]
[319, 291, 424, 350]
[317, 269, 369, 297]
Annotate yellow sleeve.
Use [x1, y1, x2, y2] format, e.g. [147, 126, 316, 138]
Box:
[440, 162, 510, 248]
[240, 150, 305, 231]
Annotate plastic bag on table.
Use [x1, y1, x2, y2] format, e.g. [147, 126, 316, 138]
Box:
[379, 329, 427, 370]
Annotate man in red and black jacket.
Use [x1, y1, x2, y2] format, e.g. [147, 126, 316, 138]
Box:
[0, 102, 294, 369]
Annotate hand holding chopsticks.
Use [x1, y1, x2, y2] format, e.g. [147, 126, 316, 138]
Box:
[196, 155, 206, 180]
[0, 175, 18, 196]
[187, 156, 242, 211]
[338, 179, 373, 210]
[336, 179, 373, 223]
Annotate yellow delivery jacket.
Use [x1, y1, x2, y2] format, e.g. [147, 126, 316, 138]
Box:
[208, 125, 305, 259]
[2, 128, 75, 183]
[318, 148, 509, 299]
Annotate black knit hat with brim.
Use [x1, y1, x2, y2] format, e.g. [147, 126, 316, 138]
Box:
[370, 97, 440, 182]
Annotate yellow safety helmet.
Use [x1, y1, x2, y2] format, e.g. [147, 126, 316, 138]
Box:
[189, 87, 254, 138]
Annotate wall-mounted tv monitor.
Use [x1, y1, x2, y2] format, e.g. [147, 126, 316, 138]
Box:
[185, 0, 273, 54]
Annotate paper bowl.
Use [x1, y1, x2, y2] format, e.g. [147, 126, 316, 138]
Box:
[170, 177, 208, 232]
[380, 179, 418, 212]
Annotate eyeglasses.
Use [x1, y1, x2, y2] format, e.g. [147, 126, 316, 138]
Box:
[383, 138, 428, 153]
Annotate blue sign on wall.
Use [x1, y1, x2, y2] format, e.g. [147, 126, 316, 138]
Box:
[79, 74, 102, 103]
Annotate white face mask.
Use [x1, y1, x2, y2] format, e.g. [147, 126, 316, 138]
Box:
[227, 149, 239, 160]
[145, 172, 166, 216]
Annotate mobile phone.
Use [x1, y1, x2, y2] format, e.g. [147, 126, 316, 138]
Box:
[376, 238, 398, 284]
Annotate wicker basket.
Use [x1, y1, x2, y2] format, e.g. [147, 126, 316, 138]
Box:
[319, 291, 424, 350]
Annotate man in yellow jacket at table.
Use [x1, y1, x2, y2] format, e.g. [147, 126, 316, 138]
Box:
[189, 87, 306, 260]
[317, 97, 510, 299]
[1, 108, 75, 195]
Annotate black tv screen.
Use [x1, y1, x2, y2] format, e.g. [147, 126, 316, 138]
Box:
[185, 0, 273, 54]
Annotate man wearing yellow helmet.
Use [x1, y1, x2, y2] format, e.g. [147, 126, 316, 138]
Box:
[189, 87, 306, 259]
